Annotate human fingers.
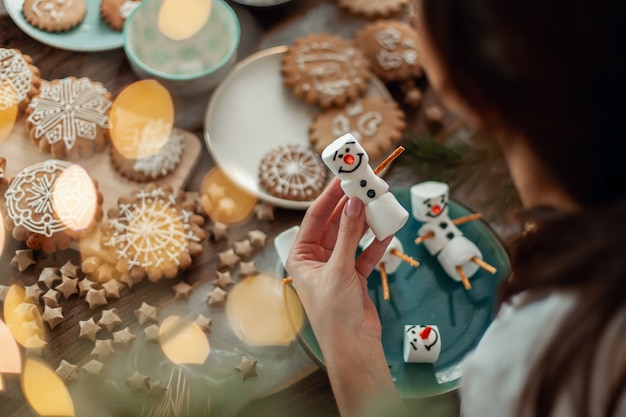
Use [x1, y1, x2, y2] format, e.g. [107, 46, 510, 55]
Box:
[355, 235, 393, 278]
[327, 197, 366, 268]
[296, 178, 345, 246]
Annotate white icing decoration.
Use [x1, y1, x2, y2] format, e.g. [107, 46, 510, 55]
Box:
[375, 28, 401, 51]
[377, 49, 404, 70]
[0, 49, 33, 104]
[27, 77, 111, 151]
[5, 160, 79, 237]
[32, 0, 74, 22]
[132, 129, 183, 178]
[260, 145, 326, 199]
[330, 100, 383, 140]
[103, 188, 200, 269]
[357, 112, 383, 136]
[374, 28, 418, 70]
[119, 1, 139, 18]
[116, 118, 173, 159]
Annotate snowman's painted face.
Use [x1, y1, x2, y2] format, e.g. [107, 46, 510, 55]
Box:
[331, 140, 365, 175]
[422, 194, 448, 218]
[410, 181, 450, 222]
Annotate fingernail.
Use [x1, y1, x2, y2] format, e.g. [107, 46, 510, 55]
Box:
[345, 198, 362, 218]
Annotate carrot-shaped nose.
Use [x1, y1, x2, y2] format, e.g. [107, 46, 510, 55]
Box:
[432, 205, 441, 215]
[343, 154, 354, 165]
[419, 326, 432, 339]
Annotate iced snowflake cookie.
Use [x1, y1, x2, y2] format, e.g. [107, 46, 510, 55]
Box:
[309, 95, 406, 160]
[4, 159, 104, 253]
[110, 128, 184, 182]
[281, 33, 370, 109]
[101, 184, 206, 282]
[22, 0, 87, 32]
[25, 77, 113, 159]
[0, 48, 41, 111]
[336, 0, 408, 20]
[353, 20, 422, 82]
[258, 144, 328, 201]
[100, 0, 142, 31]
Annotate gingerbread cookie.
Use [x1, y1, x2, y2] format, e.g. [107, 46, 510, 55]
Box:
[100, 0, 142, 31]
[25, 77, 113, 159]
[22, 0, 87, 33]
[0, 48, 41, 111]
[258, 144, 328, 201]
[353, 20, 422, 82]
[4, 159, 104, 253]
[281, 33, 370, 109]
[336, 0, 408, 20]
[309, 95, 406, 160]
[110, 128, 184, 182]
[101, 184, 206, 282]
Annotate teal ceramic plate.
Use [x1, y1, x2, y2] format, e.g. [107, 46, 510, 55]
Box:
[294, 189, 511, 398]
[4, 0, 124, 52]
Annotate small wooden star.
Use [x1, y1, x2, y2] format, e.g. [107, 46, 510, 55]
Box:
[85, 288, 108, 310]
[194, 314, 213, 333]
[42, 305, 64, 330]
[148, 380, 168, 398]
[42, 288, 61, 307]
[126, 371, 150, 393]
[171, 281, 193, 300]
[234, 239, 254, 259]
[119, 272, 142, 289]
[212, 271, 235, 290]
[38, 267, 61, 288]
[10, 249, 35, 272]
[24, 283, 43, 303]
[255, 203, 275, 222]
[102, 279, 124, 299]
[78, 278, 98, 297]
[207, 287, 228, 307]
[208, 221, 229, 242]
[78, 317, 102, 342]
[247, 230, 268, 248]
[218, 249, 240, 269]
[91, 338, 115, 360]
[56, 276, 79, 300]
[98, 308, 122, 333]
[113, 327, 137, 349]
[55, 360, 79, 383]
[82, 359, 105, 376]
[60, 260, 80, 278]
[238, 261, 259, 277]
[134, 302, 158, 325]
[143, 324, 160, 343]
[235, 356, 258, 380]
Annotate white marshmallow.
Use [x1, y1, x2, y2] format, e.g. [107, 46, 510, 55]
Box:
[410, 181, 451, 222]
[436, 236, 482, 280]
[360, 230, 404, 274]
[274, 225, 300, 268]
[417, 219, 463, 255]
[403, 324, 441, 363]
[322, 133, 409, 240]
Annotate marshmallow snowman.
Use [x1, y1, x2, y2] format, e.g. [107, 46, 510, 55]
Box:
[403, 324, 441, 363]
[322, 133, 409, 240]
[410, 181, 483, 285]
[359, 229, 404, 274]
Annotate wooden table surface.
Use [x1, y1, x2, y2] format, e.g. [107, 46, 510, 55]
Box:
[0, 1, 473, 416]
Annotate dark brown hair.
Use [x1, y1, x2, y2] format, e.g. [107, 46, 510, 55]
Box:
[420, 0, 626, 415]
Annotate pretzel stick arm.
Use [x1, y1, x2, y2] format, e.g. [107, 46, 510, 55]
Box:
[380, 263, 390, 301]
[452, 213, 483, 226]
[471, 257, 497, 274]
[390, 249, 420, 267]
[456, 266, 472, 290]
[415, 231, 435, 244]
[374, 146, 405, 175]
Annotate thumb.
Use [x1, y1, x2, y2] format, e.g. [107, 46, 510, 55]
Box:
[328, 197, 365, 266]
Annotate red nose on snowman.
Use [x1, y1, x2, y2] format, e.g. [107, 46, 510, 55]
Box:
[344, 154, 355, 164]
[432, 205, 442, 215]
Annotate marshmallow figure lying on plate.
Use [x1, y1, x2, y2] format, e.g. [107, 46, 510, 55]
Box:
[410, 181, 495, 289]
[322, 133, 409, 240]
[403, 324, 441, 363]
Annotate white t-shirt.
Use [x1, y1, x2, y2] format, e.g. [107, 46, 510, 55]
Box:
[460, 292, 626, 417]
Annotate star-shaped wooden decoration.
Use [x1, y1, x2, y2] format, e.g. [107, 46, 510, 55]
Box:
[119, 272, 142, 289]
[55, 360, 79, 383]
[113, 327, 137, 349]
[212, 271, 234, 290]
[171, 281, 193, 300]
[78, 317, 102, 342]
[98, 308, 122, 333]
[234, 239, 254, 259]
[126, 371, 150, 393]
[60, 260, 80, 278]
[255, 203, 275, 222]
[207, 287, 228, 307]
[78, 278, 98, 297]
[248, 230, 268, 248]
[23, 283, 43, 303]
[143, 324, 160, 343]
[238, 261, 259, 278]
[91, 338, 115, 360]
[208, 221, 229, 242]
[42, 305, 64, 330]
[102, 279, 124, 299]
[82, 359, 104, 376]
[194, 314, 213, 333]
[134, 302, 158, 325]
[38, 267, 61, 288]
[56, 276, 79, 300]
[42, 288, 60, 307]
[218, 249, 241, 270]
[85, 288, 108, 310]
[10, 249, 35, 272]
[235, 356, 258, 381]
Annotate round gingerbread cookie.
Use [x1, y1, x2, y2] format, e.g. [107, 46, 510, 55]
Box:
[22, 0, 87, 33]
[259, 144, 328, 202]
[354, 20, 422, 82]
[0, 48, 41, 111]
[4, 159, 104, 254]
[100, 0, 142, 31]
[309, 94, 406, 160]
[281, 33, 370, 109]
[110, 128, 184, 182]
[25, 77, 113, 159]
[336, 0, 408, 20]
[101, 184, 206, 283]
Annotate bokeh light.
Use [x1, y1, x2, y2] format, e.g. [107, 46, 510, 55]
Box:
[0, 318, 21, 374]
[200, 166, 257, 224]
[3, 285, 46, 349]
[158, 0, 212, 41]
[52, 164, 98, 232]
[0, 80, 18, 142]
[22, 356, 74, 417]
[159, 315, 210, 365]
[109, 80, 174, 159]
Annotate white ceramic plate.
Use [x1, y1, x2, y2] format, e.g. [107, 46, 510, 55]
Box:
[4, 0, 124, 52]
[204, 46, 392, 210]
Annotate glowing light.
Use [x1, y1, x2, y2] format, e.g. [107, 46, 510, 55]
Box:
[158, 0, 212, 41]
[0, 318, 22, 374]
[0, 205, 5, 257]
[200, 166, 257, 224]
[52, 165, 98, 232]
[0, 374, 4, 392]
[226, 274, 304, 347]
[159, 315, 210, 364]
[22, 356, 75, 417]
[3, 286, 46, 349]
[0, 80, 18, 142]
[109, 80, 174, 159]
